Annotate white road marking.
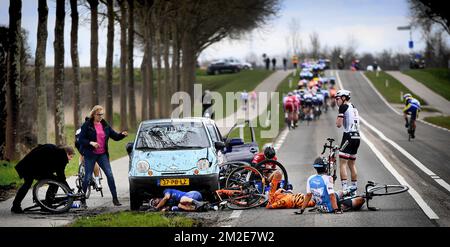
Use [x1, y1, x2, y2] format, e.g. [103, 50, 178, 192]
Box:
[335, 70, 441, 220]
[360, 132, 439, 219]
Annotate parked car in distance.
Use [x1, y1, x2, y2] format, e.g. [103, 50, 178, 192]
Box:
[224, 58, 253, 70]
[206, 61, 240, 75]
[127, 118, 226, 210]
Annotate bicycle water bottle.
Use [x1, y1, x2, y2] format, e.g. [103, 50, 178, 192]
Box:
[71, 202, 81, 209]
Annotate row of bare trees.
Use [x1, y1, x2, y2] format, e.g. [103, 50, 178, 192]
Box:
[1, 0, 280, 161]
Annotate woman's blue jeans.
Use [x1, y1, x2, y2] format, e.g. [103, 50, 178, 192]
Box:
[83, 153, 117, 199]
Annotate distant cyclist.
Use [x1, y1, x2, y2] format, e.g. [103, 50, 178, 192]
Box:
[335, 89, 360, 192]
[403, 93, 421, 139]
[295, 157, 365, 215]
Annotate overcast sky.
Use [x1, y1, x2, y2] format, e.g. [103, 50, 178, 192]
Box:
[0, 0, 430, 66]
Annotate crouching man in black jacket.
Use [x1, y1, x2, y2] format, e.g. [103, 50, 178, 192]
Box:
[11, 144, 75, 214]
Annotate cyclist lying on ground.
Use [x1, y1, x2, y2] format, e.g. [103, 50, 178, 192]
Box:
[295, 157, 365, 215]
[266, 170, 315, 209]
[149, 188, 208, 212]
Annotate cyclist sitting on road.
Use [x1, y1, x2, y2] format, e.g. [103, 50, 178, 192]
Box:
[295, 157, 365, 215]
[402, 93, 421, 139]
[150, 188, 208, 212]
[266, 170, 315, 209]
[11, 144, 75, 214]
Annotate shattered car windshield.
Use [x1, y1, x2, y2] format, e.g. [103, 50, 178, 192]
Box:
[136, 122, 210, 149]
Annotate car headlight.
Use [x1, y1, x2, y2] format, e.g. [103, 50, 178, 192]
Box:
[196, 159, 210, 171]
[136, 160, 150, 173]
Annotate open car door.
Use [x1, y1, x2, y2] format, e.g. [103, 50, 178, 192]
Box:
[222, 120, 259, 163]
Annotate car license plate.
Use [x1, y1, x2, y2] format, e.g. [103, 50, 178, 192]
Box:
[159, 178, 189, 186]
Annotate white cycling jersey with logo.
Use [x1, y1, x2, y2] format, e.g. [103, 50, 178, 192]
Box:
[341, 103, 360, 133]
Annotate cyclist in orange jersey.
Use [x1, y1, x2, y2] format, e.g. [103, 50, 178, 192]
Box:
[266, 170, 315, 209]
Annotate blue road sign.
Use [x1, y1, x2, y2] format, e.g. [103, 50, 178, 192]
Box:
[409, 41, 414, 49]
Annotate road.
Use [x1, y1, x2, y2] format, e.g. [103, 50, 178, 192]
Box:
[213, 70, 450, 227]
[1, 70, 449, 227]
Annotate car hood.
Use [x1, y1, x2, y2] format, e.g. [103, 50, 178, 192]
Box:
[129, 147, 218, 175]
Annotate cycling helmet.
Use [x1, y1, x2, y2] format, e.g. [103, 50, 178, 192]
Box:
[312, 157, 327, 169]
[403, 93, 412, 100]
[336, 89, 351, 99]
[263, 144, 276, 159]
[287, 92, 293, 96]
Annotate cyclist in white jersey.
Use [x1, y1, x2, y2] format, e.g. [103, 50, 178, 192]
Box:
[335, 89, 360, 192]
[295, 157, 365, 214]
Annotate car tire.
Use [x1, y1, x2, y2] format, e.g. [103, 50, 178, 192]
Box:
[129, 184, 142, 211]
[214, 70, 220, 75]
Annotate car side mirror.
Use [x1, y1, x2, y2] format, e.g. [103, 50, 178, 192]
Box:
[214, 141, 226, 151]
[126, 142, 134, 154]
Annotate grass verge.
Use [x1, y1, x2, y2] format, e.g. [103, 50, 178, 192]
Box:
[423, 116, 450, 130]
[365, 71, 427, 105]
[69, 211, 196, 227]
[402, 68, 450, 101]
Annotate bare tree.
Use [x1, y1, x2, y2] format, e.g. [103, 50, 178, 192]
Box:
[36, 0, 48, 143]
[408, 0, 450, 35]
[5, 0, 22, 160]
[70, 0, 82, 130]
[88, 0, 99, 106]
[287, 18, 302, 56]
[309, 31, 320, 60]
[118, 0, 128, 130]
[54, 0, 66, 145]
[127, 0, 137, 127]
[104, 0, 114, 125]
[0, 26, 8, 158]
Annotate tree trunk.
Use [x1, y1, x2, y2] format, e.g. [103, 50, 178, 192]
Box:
[54, 0, 65, 145]
[70, 0, 81, 130]
[155, 26, 162, 118]
[119, 0, 128, 130]
[171, 21, 179, 102]
[36, 0, 48, 143]
[141, 51, 148, 121]
[89, 0, 99, 106]
[146, 25, 154, 119]
[181, 34, 196, 97]
[163, 23, 171, 117]
[105, 0, 114, 126]
[5, 0, 22, 160]
[0, 27, 8, 159]
[127, 0, 136, 127]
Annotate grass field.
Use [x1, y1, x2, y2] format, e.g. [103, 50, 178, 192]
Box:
[423, 116, 450, 130]
[69, 211, 196, 227]
[402, 68, 450, 101]
[365, 71, 427, 105]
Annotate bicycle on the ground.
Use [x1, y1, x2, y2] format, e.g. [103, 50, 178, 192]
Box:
[341, 181, 409, 211]
[23, 179, 86, 214]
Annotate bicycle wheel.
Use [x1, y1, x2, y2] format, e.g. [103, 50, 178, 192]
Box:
[77, 163, 91, 199]
[225, 165, 267, 208]
[219, 161, 251, 189]
[33, 179, 73, 214]
[367, 184, 409, 196]
[253, 159, 289, 190]
[226, 193, 268, 210]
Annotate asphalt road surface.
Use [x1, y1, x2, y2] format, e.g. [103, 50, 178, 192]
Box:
[213, 70, 450, 227]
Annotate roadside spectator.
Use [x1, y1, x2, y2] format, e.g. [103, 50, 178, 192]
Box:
[265, 57, 271, 70]
[272, 58, 277, 70]
[241, 90, 249, 111]
[11, 144, 75, 214]
[283, 58, 287, 71]
[202, 89, 213, 118]
[78, 105, 128, 207]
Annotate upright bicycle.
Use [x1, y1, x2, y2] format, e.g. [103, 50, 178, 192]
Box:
[320, 138, 345, 183]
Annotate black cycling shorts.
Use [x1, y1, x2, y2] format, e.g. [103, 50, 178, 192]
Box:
[339, 132, 360, 160]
